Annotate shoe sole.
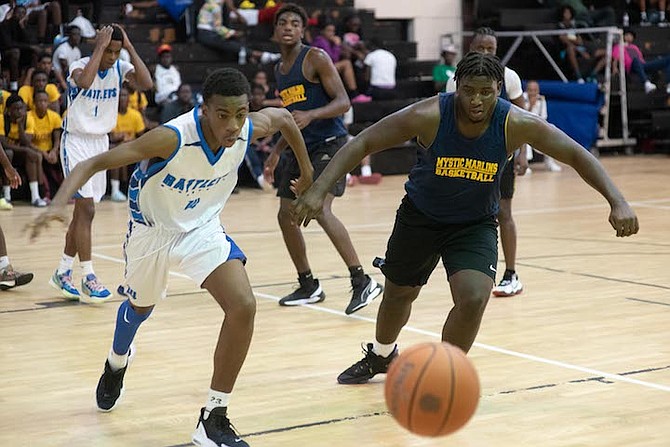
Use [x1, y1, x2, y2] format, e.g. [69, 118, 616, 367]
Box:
[49, 276, 80, 300]
[492, 287, 524, 297]
[79, 292, 113, 304]
[279, 292, 326, 306]
[96, 345, 135, 412]
[345, 283, 383, 315]
[0, 273, 34, 290]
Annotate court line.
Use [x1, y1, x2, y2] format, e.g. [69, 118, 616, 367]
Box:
[91, 251, 670, 393]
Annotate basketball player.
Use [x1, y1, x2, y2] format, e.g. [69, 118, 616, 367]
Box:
[292, 52, 639, 384]
[263, 3, 383, 314]
[50, 25, 152, 303]
[447, 27, 527, 297]
[30, 68, 313, 447]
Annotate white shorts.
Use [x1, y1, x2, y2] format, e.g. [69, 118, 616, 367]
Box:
[61, 132, 109, 202]
[119, 219, 246, 307]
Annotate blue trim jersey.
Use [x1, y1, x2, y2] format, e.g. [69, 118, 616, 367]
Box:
[275, 45, 347, 146]
[128, 106, 251, 231]
[405, 93, 512, 224]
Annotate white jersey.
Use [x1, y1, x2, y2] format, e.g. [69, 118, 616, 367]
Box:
[128, 106, 250, 232]
[64, 58, 135, 135]
[446, 66, 523, 101]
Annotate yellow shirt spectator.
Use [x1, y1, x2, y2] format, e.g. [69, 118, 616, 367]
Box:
[18, 84, 61, 110]
[0, 113, 36, 145]
[28, 109, 62, 152]
[113, 107, 146, 142]
[128, 90, 148, 112]
[0, 90, 10, 116]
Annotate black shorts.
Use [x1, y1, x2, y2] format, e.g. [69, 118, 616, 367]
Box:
[500, 158, 515, 200]
[380, 196, 499, 287]
[276, 135, 347, 200]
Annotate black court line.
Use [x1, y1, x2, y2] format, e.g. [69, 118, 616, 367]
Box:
[626, 297, 670, 307]
[163, 363, 670, 447]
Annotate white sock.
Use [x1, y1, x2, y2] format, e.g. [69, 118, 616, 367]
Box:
[205, 389, 231, 412]
[80, 260, 94, 277]
[111, 179, 121, 195]
[29, 181, 40, 202]
[642, 11, 648, 20]
[661, 11, 666, 21]
[0, 255, 10, 270]
[373, 339, 396, 358]
[108, 348, 129, 372]
[361, 165, 372, 177]
[3, 186, 10, 201]
[57, 254, 75, 274]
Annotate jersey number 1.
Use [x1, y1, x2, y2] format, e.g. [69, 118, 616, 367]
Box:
[94, 106, 99, 117]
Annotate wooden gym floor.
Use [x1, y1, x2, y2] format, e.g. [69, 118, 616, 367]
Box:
[1, 155, 669, 447]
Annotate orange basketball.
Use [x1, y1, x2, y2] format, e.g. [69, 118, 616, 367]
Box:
[384, 342, 480, 437]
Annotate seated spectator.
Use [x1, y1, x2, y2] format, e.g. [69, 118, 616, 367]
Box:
[557, 5, 607, 83]
[24, 52, 67, 94]
[108, 86, 146, 202]
[0, 95, 47, 206]
[126, 83, 157, 129]
[16, 0, 62, 44]
[638, 0, 668, 26]
[241, 82, 273, 191]
[28, 90, 62, 199]
[160, 83, 195, 123]
[522, 81, 561, 172]
[19, 69, 60, 113]
[154, 44, 181, 106]
[547, 0, 615, 27]
[363, 38, 397, 100]
[52, 25, 82, 77]
[613, 29, 670, 94]
[0, 5, 38, 91]
[252, 69, 283, 107]
[433, 44, 458, 93]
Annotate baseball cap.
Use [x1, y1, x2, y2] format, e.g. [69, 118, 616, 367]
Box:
[443, 43, 458, 54]
[157, 44, 172, 55]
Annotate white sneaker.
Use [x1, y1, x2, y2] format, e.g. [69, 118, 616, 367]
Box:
[492, 271, 523, 297]
[32, 198, 48, 207]
[644, 81, 657, 94]
[544, 157, 562, 172]
[110, 190, 127, 202]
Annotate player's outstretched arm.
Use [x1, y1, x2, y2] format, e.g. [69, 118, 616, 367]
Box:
[292, 96, 441, 227]
[251, 107, 314, 195]
[508, 109, 639, 237]
[28, 127, 179, 241]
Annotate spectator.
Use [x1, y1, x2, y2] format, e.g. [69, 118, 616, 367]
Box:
[557, 5, 607, 83]
[15, 0, 62, 44]
[548, 0, 615, 27]
[638, 0, 668, 26]
[0, 95, 47, 206]
[0, 5, 37, 90]
[108, 86, 146, 202]
[28, 90, 62, 199]
[52, 25, 82, 77]
[153, 43, 181, 106]
[241, 82, 273, 191]
[159, 83, 195, 123]
[252, 69, 283, 107]
[433, 44, 458, 93]
[24, 52, 68, 93]
[363, 38, 397, 100]
[612, 29, 670, 94]
[18, 69, 60, 112]
[522, 81, 561, 172]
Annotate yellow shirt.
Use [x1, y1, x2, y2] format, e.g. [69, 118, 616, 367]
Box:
[18, 84, 61, 110]
[0, 90, 10, 116]
[128, 91, 148, 111]
[0, 114, 36, 145]
[28, 109, 62, 152]
[113, 108, 145, 141]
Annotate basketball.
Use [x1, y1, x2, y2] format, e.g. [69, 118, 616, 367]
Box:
[384, 342, 480, 437]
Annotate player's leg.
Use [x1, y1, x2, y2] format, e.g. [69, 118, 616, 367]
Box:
[179, 224, 253, 447]
[0, 225, 33, 290]
[338, 196, 440, 384]
[441, 217, 498, 352]
[275, 153, 325, 306]
[493, 162, 523, 297]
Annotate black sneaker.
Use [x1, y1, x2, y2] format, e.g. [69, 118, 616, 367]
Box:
[337, 342, 398, 384]
[192, 407, 249, 447]
[345, 275, 383, 315]
[278, 278, 325, 306]
[96, 347, 133, 412]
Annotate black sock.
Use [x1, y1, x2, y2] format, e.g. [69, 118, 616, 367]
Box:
[349, 265, 365, 282]
[298, 270, 316, 287]
[503, 269, 515, 279]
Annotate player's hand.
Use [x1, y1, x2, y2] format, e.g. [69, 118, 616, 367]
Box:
[113, 24, 132, 49]
[263, 151, 280, 184]
[514, 151, 529, 176]
[609, 201, 639, 237]
[4, 165, 21, 189]
[27, 206, 70, 242]
[291, 110, 313, 129]
[95, 26, 114, 50]
[288, 170, 313, 198]
[291, 186, 325, 227]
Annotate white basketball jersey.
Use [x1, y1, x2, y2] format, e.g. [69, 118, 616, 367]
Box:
[128, 106, 250, 232]
[64, 58, 135, 135]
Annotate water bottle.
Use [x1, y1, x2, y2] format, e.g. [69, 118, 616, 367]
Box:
[623, 12, 630, 27]
[238, 46, 247, 65]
